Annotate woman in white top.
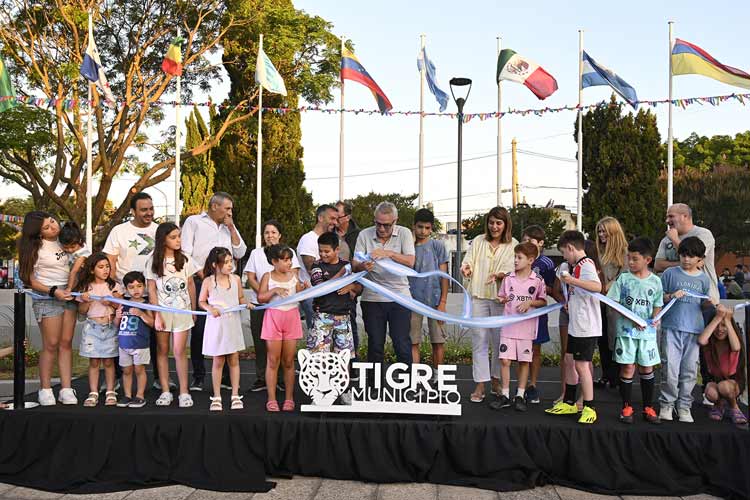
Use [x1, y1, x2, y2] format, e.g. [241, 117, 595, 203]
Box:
[18, 212, 78, 406]
[242, 220, 301, 392]
[460, 207, 517, 403]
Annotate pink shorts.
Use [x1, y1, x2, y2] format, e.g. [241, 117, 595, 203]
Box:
[498, 337, 533, 363]
[261, 308, 303, 341]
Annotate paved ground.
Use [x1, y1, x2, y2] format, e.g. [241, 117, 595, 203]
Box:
[0, 478, 724, 500]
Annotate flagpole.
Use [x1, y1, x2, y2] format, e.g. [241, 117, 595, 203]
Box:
[496, 35, 502, 207]
[85, 12, 93, 250]
[174, 27, 182, 224]
[338, 36, 345, 201]
[576, 29, 583, 231]
[256, 34, 264, 249]
[418, 34, 425, 207]
[667, 21, 674, 209]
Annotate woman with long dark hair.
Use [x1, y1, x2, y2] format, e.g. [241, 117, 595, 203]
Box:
[18, 211, 78, 406]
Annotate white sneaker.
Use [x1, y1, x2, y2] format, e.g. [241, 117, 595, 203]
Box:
[659, 405, 674, 421]
[38, 388, 56, 406]
[155, 391, 173, 406]
[677, 407, 694, 423]
[178, 393, 194, 408]
[702, 393, 714, 407]
[58, 388, 78, 405]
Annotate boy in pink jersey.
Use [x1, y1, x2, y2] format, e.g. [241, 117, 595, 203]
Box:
[490, 242, 547, 412]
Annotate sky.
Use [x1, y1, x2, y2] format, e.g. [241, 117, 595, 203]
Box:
[6, 0, 750, 225]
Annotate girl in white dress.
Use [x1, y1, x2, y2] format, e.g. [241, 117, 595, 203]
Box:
[199, 247, 253, 411]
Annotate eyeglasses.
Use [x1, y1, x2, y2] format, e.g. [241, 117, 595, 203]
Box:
[374, 220, 395, 229]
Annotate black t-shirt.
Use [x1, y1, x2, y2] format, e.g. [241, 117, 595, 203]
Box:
[310, 259, 351, 315]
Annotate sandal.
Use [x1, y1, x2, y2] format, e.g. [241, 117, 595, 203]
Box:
[178, 393, 194, 408]
[470, 392, 485, 403]
[209, 396, 222, 412]
[104, 391, 117, 406]
[729, 408, 748, 426]
[709, 401, 725, 421]
[282, 399, 295, 412]
[155, 391, 173, 407]
[266, 400, 280, 412]
[83, 392, 99, 407]
[231, 395, 244, 410]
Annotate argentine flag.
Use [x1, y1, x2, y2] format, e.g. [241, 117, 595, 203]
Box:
[255, 46, 287, 96]
[80, 23, 116, 105]
[582, 51, 638, 109]
[417, 47, 449, 112]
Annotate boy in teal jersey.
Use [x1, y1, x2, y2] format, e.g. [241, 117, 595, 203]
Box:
[606, 237, 663, 424]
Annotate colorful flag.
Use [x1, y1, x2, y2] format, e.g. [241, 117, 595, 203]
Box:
[341, 47, 393, 113]
[255, 45, 287, 96]
[417, 47, 448, 112]
[672, 39, 750, 89]
[582, 51, 638, 109]
[161, 37, 184, 77]
[0, 57, 16, 113]
[79, 23, 116, 105]
[496, 49, 558, 100]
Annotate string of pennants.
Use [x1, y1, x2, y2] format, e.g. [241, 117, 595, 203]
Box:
[0, 214, 23, 223]
[1, 92, 747, 123]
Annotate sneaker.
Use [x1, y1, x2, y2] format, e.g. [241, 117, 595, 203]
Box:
[701, 393, 714, 407]
[152, 378, 177, 391]
[545, 401, 579, 415]
[350, 371, 360, 382]
[513, 395, 527, 412]
[100, 380, 121, 393]
[178, 393, 194, 408]
[525, 385, 540, 404]
[189, 377, 203, 392]
[578, 406, 597, 424]
[619, 404, 634, 424]
[58, 388, 78, 405]
[249, 379, 267, 392]
[38, 388, 56, 406]
[277, 381, 286, 392]
[677, 407, 694, 423]
[129, 397, 146, 408]
[659, 405, 674, 422]
[116, 396, 132, 408]
[643, 406, 661, 424]
[220, 379, 232, 391]
[489, 394, 512, 410]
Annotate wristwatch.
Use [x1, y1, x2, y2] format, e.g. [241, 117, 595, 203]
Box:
[48, 286, 58, 298]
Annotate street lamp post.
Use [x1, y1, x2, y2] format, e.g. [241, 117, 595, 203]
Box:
[449, 77, 472, 281]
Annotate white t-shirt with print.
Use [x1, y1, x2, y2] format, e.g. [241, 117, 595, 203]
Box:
[103, 221, 158, 283]
[566, 258, 602, 338]
[144, 254, 199, 311]
[296, 230, 320, 283]
[34, 239, 70, 287]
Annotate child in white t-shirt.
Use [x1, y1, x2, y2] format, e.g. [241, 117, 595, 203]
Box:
[59, 221, 91, 291]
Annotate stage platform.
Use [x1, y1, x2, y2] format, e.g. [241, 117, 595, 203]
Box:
[0, 362, 747, 499]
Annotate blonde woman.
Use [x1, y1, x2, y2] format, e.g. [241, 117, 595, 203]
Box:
[461, 207, 517, 403]
[595, 216, 629, 388]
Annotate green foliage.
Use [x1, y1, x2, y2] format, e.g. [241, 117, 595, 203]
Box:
[673, 131, 750, 171]
[181, 106, 216, 218]
[346, 192, 420, 231]
[577, 95, 664, 241]
[461, 205, 565, 245]
[0, 197, 40, 259]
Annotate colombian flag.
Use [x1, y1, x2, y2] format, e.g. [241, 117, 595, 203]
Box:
[341, 47, 393, 113]
[162, 37, 183, 77]
[672, 39, 750, 89]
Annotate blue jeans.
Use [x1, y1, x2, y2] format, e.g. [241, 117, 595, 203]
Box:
[300, 298, 314, 330]
[361, 301, 412, 365]
[659, 328, 699, 409]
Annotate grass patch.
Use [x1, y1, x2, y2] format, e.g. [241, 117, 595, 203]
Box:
[0, 347, 90, 380]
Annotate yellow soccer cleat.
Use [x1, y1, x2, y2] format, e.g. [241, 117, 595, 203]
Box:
[578, 406, 597, 424]
[545, 401, 579, 415]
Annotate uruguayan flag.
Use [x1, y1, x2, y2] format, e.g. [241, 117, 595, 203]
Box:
[582, 51, 638, 109]
[79, 23, 116, 105]
[417, 47, 449, 112]
[255, 46, 287, 96]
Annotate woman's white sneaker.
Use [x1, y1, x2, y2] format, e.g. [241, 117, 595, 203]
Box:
[58, 388, 78, 405]
[658, 405, 673, 421]
[677, 407, 694, 423]
[38, 388, 56, 406]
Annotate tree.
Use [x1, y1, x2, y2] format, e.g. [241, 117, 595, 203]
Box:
[211, 0, 342, 246]
[577, 95, 664, 241]
[462, 205, 565, 245]
[0, 0, 259, 243]
[181, 106, 216, 218]
[0, 197, 35, 259]
[673, 131, 750, 171]
[346, 192, 423, 232]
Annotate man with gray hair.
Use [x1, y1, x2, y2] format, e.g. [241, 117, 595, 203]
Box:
[354, 201, 416, 364]
[181, 192, 247, 390]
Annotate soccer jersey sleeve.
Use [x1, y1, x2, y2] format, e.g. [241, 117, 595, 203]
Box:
[652, 277, 664, 309]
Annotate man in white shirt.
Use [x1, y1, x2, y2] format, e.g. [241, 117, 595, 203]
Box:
[181, 192, 248, 390]
[296, 204, 338, 329]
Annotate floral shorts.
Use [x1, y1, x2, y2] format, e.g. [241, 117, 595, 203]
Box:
[307, 311, 354, 354]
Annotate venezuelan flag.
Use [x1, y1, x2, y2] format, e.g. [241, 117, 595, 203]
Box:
[672, 39, 750, 89]
[341, 47, 393, 113]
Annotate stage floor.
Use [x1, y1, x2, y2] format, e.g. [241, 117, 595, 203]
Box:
[0, 362, 748, 499]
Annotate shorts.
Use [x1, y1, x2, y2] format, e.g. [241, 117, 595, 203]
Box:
[614, 336, 660, 367]
[558, 308, 569, 328]
[533, 318, 550, 345]
[159, 311, 194, 333]
[80, 319, 119, 358]
[498, 337, 533, 362]
[566, 335, 597, 362]
[119, 347, 151, 367]
[410, 312, 447, 344]
[307, 312, 354, 354]
[261, 308, 303, 341]
[31, 296, 77, 323]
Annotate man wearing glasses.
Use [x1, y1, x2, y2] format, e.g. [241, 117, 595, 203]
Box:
[354, 201, 416, 364]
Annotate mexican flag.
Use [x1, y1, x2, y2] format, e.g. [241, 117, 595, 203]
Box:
[161, 37, 183, 77]
[0, 57, 16, 112]
[496, 49, 558, 100]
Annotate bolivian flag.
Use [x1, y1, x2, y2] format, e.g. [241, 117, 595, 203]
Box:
[497, 48, 558, 100]
[672, 39, 750, 89]
[162, 37, 183, 77]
